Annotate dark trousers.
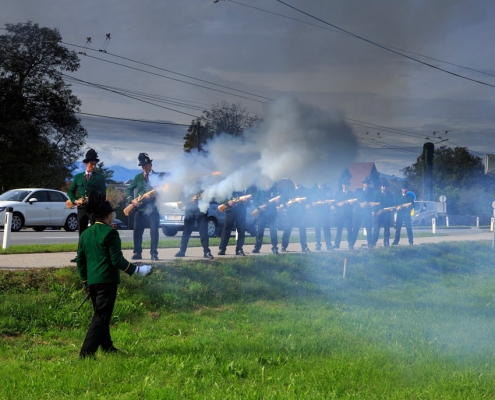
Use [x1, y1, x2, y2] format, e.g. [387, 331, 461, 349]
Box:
[133, 208, 160, 257]
[372, 213, 391, 246]
[334, 213, 353, 247]
[77, 208, 95, 236]
[180, 212, 210, 254]
[352, 211, 373, 245]
[219, 207, 246, 252]
[394, 213, 414, 244]
[282, 210, 307, 250]
[254, 211, 278, 251]
[80, 283, 118, 357]
[314, 210, 332, 249]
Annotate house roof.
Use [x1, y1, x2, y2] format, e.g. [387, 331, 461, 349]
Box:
[345, 162, 379, 191]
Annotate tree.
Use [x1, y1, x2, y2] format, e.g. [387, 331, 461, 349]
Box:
[402, 146, 495, 214]
[0, 21, 87, 192]
[95, 162, 115, 184]
[183, 101, 262, 152]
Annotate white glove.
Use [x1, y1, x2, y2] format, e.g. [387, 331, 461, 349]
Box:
[136, 264, 153, 276]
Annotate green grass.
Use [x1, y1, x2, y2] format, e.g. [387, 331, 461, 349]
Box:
[0, 230, 444, 254]
[1, 242, 493, 398]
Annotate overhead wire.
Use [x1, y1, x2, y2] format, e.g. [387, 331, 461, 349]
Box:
[75, 111, 190, 126]
[225, 1, 495, 80]
[274, 0, 495, 89]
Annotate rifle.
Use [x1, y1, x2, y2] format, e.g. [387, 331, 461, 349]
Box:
[285, 197, 306, 207]
[124, 189, 156, 216]
[336, 198, 358, 207]
[177, 193, 202, 209]
[66, 196, 88, 209]
[218, 194, 252, 212]
[396, 202, 412, 211]
[251, 195, 281, 218]
[311, 199, 335, 207]
[359, 201, 380, 207]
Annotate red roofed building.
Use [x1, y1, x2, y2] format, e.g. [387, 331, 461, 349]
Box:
[341, 162, 380, 191]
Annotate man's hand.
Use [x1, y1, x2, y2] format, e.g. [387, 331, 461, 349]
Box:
[136, 265, 153, 276]
[131, 199, 142, 207]
[83, 284, 90, 295]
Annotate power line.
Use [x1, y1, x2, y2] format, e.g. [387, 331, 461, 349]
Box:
[226, 1, 495, 80]
[274, 0, 495, 89]
[76, 112, 190, 126]
[62, 74, 200, 118]
[62, 41, 271, 103]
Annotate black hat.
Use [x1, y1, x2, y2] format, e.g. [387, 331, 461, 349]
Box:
[83, 148, 99, 163]
[401, 181, 409, 189]
[362, 177, 372, 185]
[86, 190, 116, 217]
[380, 178, 389, 187]
[339, 178, 351, 186]
[138, 153, 152, 166]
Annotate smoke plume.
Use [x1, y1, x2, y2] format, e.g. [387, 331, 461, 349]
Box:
[152, 96, 358, 211]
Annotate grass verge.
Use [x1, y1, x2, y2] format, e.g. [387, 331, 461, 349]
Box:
[1, 242, 493, 398]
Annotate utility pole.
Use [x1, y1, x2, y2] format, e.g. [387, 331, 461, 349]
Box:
[197, 120, 201, 152]
[423, 142, 434, 201]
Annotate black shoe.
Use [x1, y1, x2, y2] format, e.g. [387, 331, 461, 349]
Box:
[327, 246, 334, 251]
[204, 252, 214, 260]
[151, 256, 160, 261]
[131, 254, 142, 260]
[281, 247, 287, 252]
[217, 250, 226, 255]
[368, 244, 374, 249]
[391, 242, 398, 246]
[315, 245, 321, 251]
[384, 243, 389, 247]
[102, 346, 119, 354]
[79, 352, 96, 360]
[349, 245, 354, 250]
[302, 248, 310, 252]
[175, 251, 185, 257]
[236, 250, 246, 256]
[409, 242, 414, 245]
[333, 244, 340, 249]
[252, 249, 260, 254]
[70, 257, 77, 263]
[272, 249, 279, 255]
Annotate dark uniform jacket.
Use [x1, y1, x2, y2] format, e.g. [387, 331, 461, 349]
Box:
[68, 172, 106, 206]
[356, 187, 375, 213]
[374, 189, 395, 214]
[253, 186, 279, 215]
[77, 222, 137, 285]
[396, 192, 414, 216]
[125, 172, 156, 212]
[310, 184, 332, 214]
[334, 189, 356, 216]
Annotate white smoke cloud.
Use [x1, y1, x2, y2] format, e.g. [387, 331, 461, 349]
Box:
[152, 96, 358, 211]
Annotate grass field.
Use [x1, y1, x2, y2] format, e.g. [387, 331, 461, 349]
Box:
[1, 241, 494, 398]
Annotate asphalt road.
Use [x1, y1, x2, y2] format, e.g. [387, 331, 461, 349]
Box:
[0, 226, 492, 246]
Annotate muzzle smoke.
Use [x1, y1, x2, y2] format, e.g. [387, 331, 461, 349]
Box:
[153, 96, 358, 211]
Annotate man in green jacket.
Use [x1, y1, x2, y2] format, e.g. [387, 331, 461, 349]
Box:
[125, 153, 160, 261]
[68, 148, 107, 262]
[77, 191, 152, 358]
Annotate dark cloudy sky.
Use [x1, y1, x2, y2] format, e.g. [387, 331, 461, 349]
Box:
[2, 0, 495, 175]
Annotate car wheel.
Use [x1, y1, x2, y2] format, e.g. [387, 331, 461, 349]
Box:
[64, 214, 78, 232]
[162, 227, 178, 236]
[207, 218, 218, 237]
[33, 226, 46, 232]
[11, 213, 23, 232]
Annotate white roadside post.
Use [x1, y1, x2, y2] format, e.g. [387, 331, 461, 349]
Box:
[492, 201, 495, 249]
[491, 218, 494, 232]
[432, 218, 436, 234]
[2, 207, 13, 250]
[476, 216, 480, 228]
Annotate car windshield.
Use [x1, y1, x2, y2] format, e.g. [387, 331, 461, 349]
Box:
[0, 190, 32, 202]
[414, 202, 421, 211]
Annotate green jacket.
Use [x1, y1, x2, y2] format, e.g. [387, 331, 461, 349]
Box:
[125, 172, 156, 212]
[77, 222, 137, 285]
[68, 172, 106, 205]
